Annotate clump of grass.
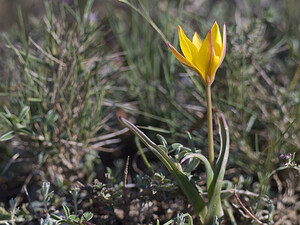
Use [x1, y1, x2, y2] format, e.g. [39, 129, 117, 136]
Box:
[0, 0, 124, 184]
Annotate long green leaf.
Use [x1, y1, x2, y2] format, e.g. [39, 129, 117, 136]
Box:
[0, 131, 15, 141]
[181, 153, 214, 192]
[204, 110, 230, 225]
[62, 204, 70, 217]
[18, 106, 30, 121]
[0, 113, 13, 127]
[119, 117, 173, 171]
[119, 116, 207, 224]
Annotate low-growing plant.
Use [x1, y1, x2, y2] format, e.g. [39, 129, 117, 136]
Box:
[51, 205, 93, 225]
[0, 105, 32, 141]
[156, 213, 194, 225]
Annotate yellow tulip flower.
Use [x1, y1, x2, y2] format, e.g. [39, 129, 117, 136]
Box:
[168, 22, 226, 86]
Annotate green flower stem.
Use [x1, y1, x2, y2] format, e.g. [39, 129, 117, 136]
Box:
[206, 85, 214, 169]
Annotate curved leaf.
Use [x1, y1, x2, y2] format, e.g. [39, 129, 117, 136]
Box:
[181, 153, 214, 191]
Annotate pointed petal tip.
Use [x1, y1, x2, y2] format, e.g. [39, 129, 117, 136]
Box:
[213, 21, 220, 28]
[167, 43, 176, 50]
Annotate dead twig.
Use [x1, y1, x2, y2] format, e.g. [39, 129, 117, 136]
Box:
[122, 156, 130, 222]
[1, 153, 20, 175]
[234, 185, 264, 225]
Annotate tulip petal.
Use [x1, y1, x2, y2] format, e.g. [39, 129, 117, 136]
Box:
[212, 23, 227, 77]
[211, 22, 222, 58]
[197, 31, 211, 80]
[210, 54, 221, 84]
[208, 30, 220, 85]
[168, 43, 194, 68]
[168, 43, 206, 84]
[210, 42, 221, 84]
[198, 30, 220, 85]
[192, 32, 202, 51]
[219, 23, 226, 67]
[178, 26, 199, 64]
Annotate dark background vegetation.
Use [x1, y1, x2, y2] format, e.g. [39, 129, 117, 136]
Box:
[0, 0, 299, 224]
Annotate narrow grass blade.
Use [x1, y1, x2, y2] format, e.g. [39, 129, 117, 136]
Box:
[119, 0, 168, 44]
[134, 136, 154, 173]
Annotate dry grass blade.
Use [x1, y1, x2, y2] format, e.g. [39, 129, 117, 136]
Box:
[29, 37, 66, 67]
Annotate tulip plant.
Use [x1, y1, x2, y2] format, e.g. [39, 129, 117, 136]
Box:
[119, 22, 229, 225]
[168, 22, 226, 168]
